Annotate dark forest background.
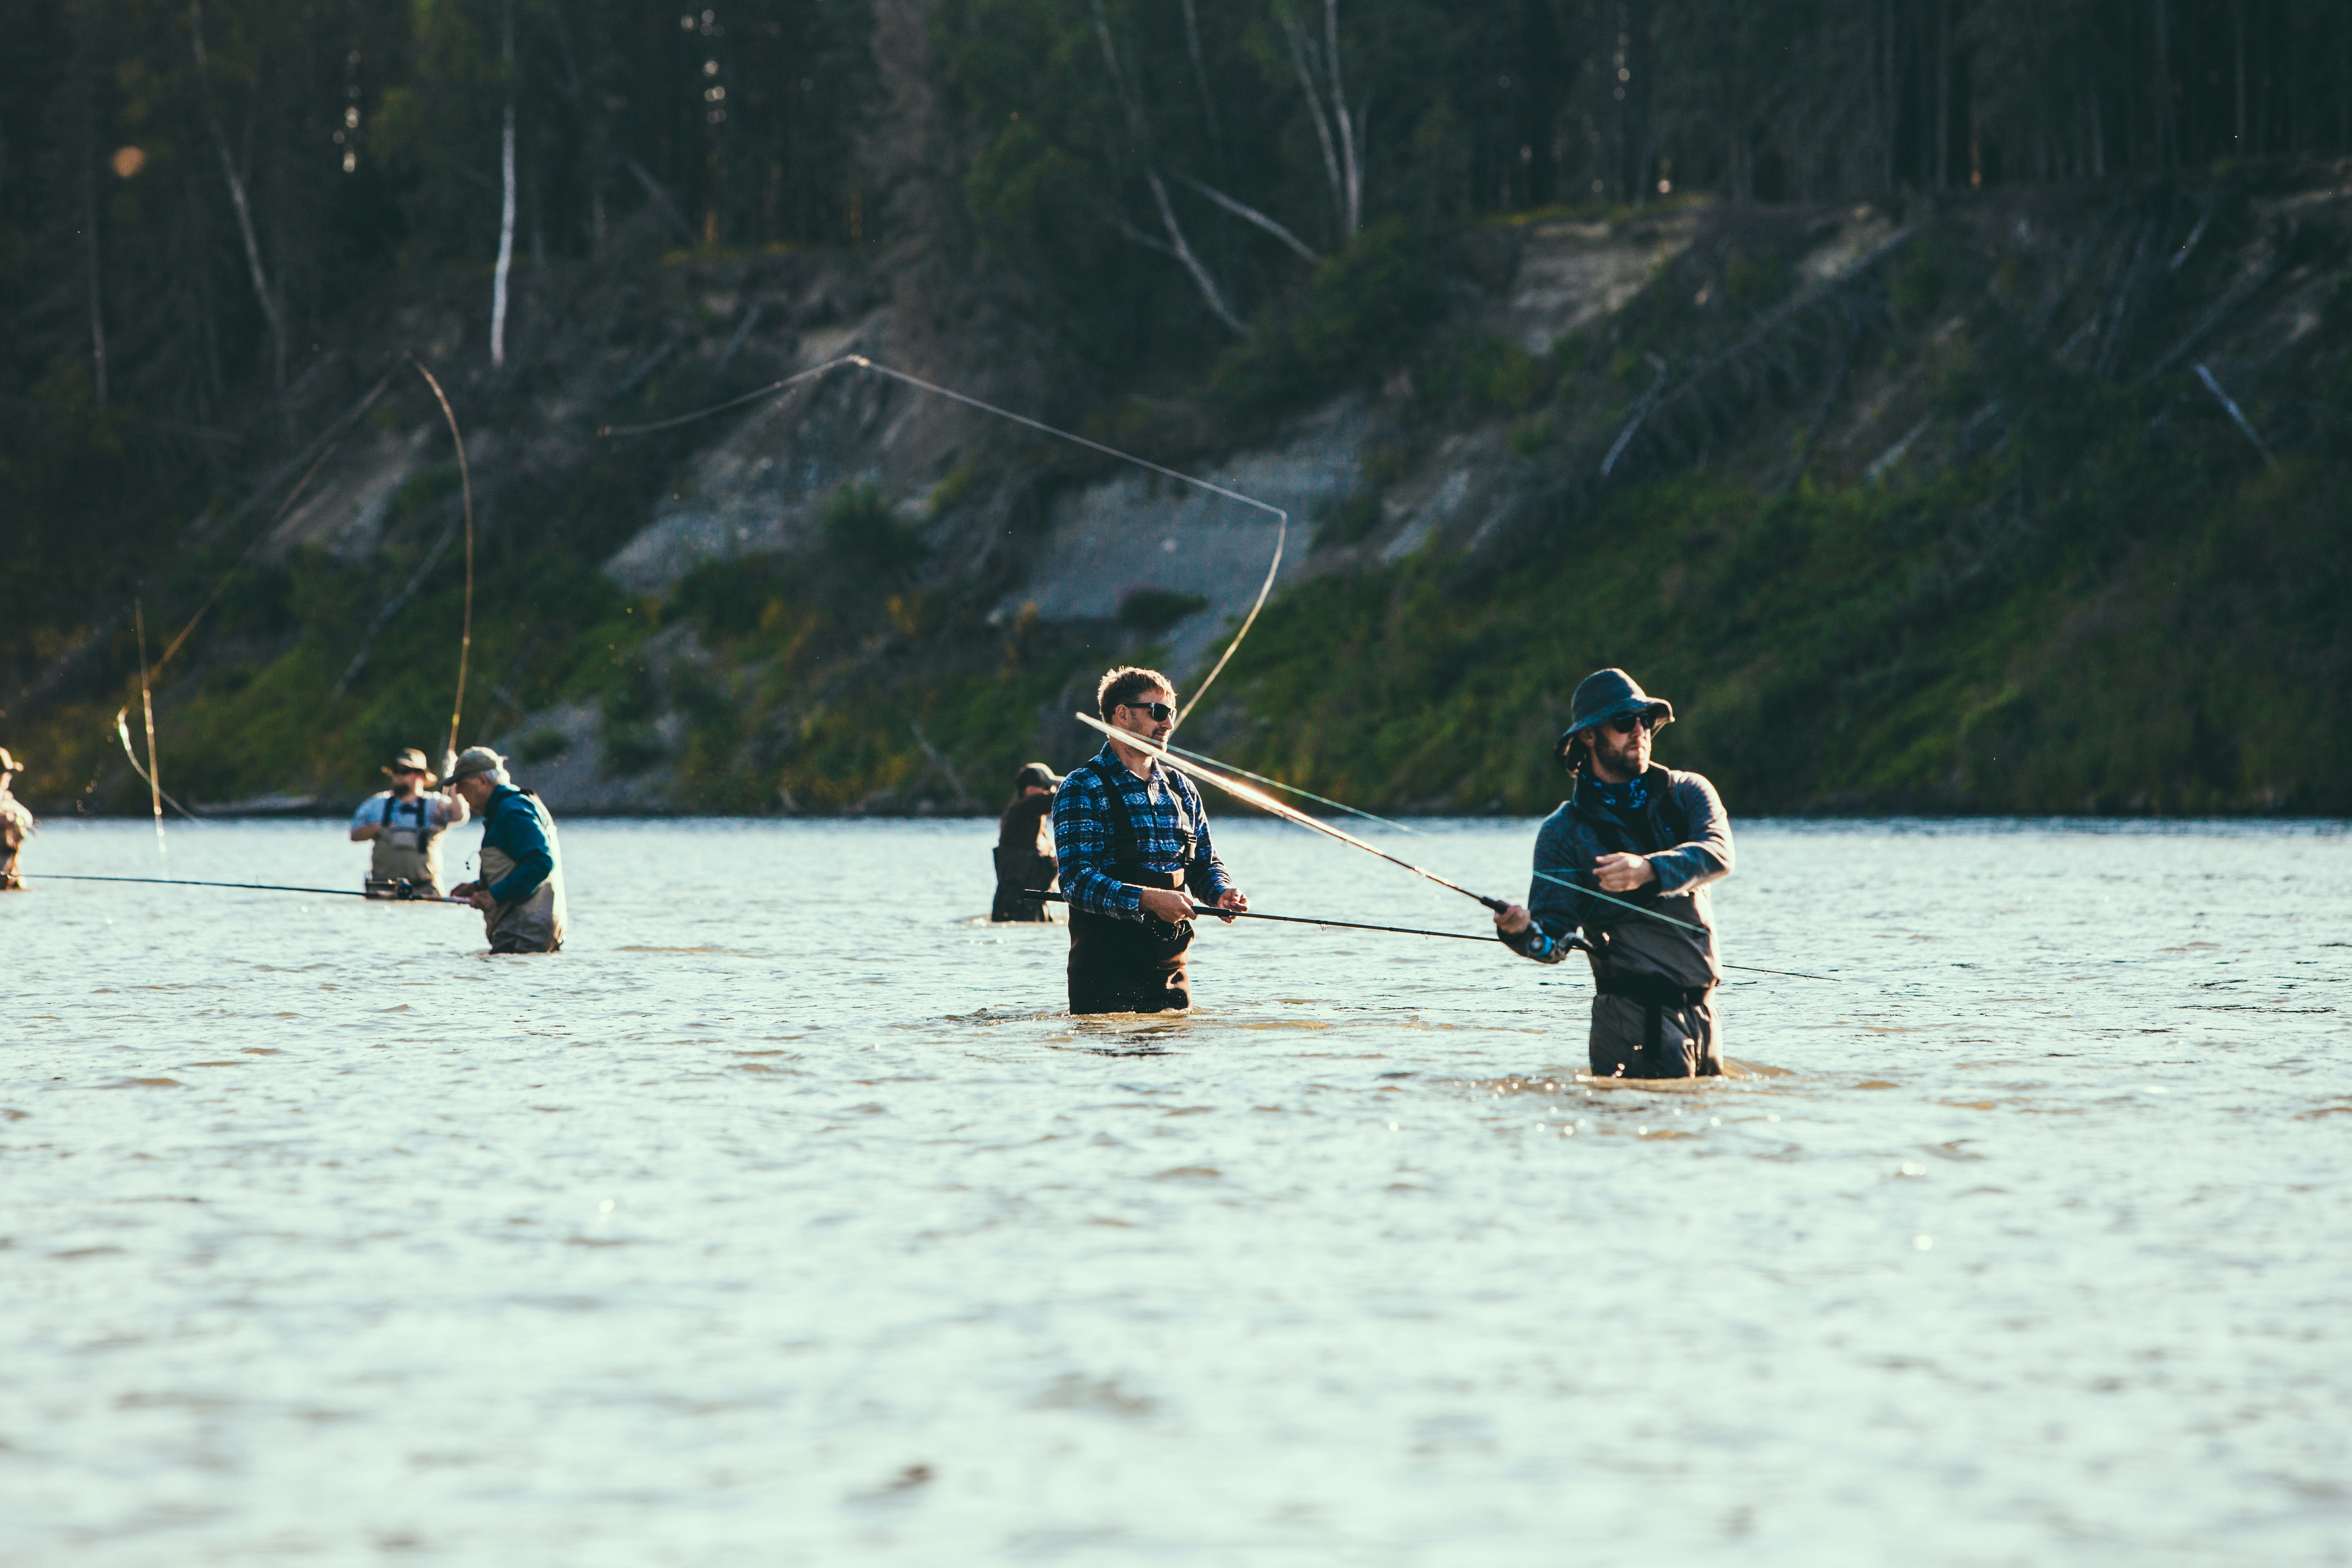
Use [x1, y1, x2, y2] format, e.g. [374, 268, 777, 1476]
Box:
[3, 0, 2349, 814]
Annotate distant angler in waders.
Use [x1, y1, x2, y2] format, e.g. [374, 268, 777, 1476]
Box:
[0, 748, 34, 891]
[992, 762, 1063, 923]
[1492, 669, 1735, 1078]
[1053, 667, 1248, 1014]
[349, 747, 470, 897]
[445, 747, 567, 954]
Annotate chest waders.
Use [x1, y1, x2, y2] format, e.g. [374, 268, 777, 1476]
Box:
[1066, 770, 1194, 1015]
[366, 793, 445, 897]
[478, 791, 566, 954]
[992, 797, 1058, 923]
[1573, 769, 1722, 1079]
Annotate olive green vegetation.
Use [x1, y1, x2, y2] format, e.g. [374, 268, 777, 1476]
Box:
[25, 547, 652, 811]
[1195, 374, 2351, 815]
[656, 544, 1120, 812]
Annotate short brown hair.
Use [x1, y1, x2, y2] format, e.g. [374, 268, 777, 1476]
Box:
[1096, 666, 1174, 720]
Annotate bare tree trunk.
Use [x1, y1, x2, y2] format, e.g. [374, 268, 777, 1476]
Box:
[1323, 0, 1361, 238]
[1278, 8, 1347, 238]
[1179, 174, 1321, 263]
[1088, 0, 1250, 336]
[1179, 0, 1223, 166]
[490, 1, 517, 370]
[189, 0, 284, 389]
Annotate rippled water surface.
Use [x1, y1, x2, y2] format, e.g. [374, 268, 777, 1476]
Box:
[7, 817, 2349, 1566]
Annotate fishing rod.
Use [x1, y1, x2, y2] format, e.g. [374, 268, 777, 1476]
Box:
[1160, 741, 1419, 835]
[35, 873, 466, 903]
[405, 356, 476, 772]
[1072, 715, 1843, 983]
[1129, 720, 1709, 938]
[1029, 892, 1535, 946]
[1076, 713, 1509, 909]
[597, 354, 1290, 725]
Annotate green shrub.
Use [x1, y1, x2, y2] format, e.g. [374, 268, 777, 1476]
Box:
[1212, 219, 1436, 412]
[1723, 251, 1791, 309]
[1117, 588, 1209, 632]
[1314, 491, 1385, 547]
[820, 480, 925, 581]
[1893, 241, 1946, 320]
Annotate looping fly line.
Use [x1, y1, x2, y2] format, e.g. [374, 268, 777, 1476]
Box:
[598, 355, 1287, 727]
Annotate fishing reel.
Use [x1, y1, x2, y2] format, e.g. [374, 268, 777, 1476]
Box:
[363, 877, 434, 902]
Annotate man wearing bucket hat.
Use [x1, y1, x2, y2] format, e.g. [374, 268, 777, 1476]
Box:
[444, 747, 567, 953]
[992, 761, 1063, 923]
[348, 747, 470, 897]
[1491, 669, 1735, 1078]
[0, 748, 34, 890]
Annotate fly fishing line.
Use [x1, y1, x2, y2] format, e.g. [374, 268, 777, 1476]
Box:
[598, 354, 1288, 724]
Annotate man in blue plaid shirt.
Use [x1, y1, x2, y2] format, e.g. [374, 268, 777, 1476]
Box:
[1052, 666, 1248, 1014]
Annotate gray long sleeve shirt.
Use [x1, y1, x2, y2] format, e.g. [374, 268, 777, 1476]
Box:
[1508, 766, 1734, 991]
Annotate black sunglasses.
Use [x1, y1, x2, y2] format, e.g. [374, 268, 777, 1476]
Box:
[1603, 713, 1655, 735]
[1121, 700, 1176, 722]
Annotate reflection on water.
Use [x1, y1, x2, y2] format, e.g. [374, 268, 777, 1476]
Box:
[5, 816, 2349, 1565]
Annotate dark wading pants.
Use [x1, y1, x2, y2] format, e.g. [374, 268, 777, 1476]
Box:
[1067, 870, 1192, 1014]
[991, 845, 1056, 923]
[1590, 971, 1721, 1078]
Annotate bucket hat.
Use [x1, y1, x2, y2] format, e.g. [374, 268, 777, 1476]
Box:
[1014, 762, 1063, 791]
[383, 747, 438, 784]
[1554, 668, 1674, 766]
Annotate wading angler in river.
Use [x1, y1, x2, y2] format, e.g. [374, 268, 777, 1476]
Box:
[992, 761, 1063, 923]
[0, 748, 33, 890]
[445, 747, 566, 954]
[1493, 669, 1734, 1078]
[348, 747, 469, 898]
[1053, 668, 1247, 1014]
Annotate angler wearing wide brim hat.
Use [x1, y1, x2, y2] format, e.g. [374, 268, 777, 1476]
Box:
[1493, 669, 1737, 1079]
[349, 746, 470, 898]
[0, 747, 34, 891]
[993, 761, 1065, 923]
[445, 746, 567, 954]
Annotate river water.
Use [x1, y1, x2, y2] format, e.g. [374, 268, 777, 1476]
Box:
[5, 816, 2348, 1566]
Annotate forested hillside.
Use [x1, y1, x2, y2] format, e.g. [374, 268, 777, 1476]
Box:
[3, 1, 2349, 816]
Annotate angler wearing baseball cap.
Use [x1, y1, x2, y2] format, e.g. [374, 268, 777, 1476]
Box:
[1490, 669, 1735, 1078]
[444, 747, 567, 954]
[992, 761, 1064, 923]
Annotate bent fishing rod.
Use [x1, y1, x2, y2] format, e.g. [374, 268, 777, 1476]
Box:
[35, 873, 466, 903]
[1071, 714, 1840, 983]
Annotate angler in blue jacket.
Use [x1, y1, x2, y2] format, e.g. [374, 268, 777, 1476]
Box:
[1492, 669, 1734, 1078]
[445, 747, 567, 953]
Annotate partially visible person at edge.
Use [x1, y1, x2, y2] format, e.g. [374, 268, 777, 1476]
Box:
[992, 761, 1063, 923]
[1492, 669, 1734, 1078]
[0, 748, 34, 891]
[1052, 667, 1247, 1014]
[348, 746, 469, 896]
[444, 747, 566, 954]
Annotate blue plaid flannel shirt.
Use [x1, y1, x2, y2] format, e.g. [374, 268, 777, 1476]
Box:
[1051, 743, 1234, 920]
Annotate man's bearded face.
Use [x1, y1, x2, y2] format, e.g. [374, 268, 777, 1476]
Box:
[1584, 716, 1653, 779]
